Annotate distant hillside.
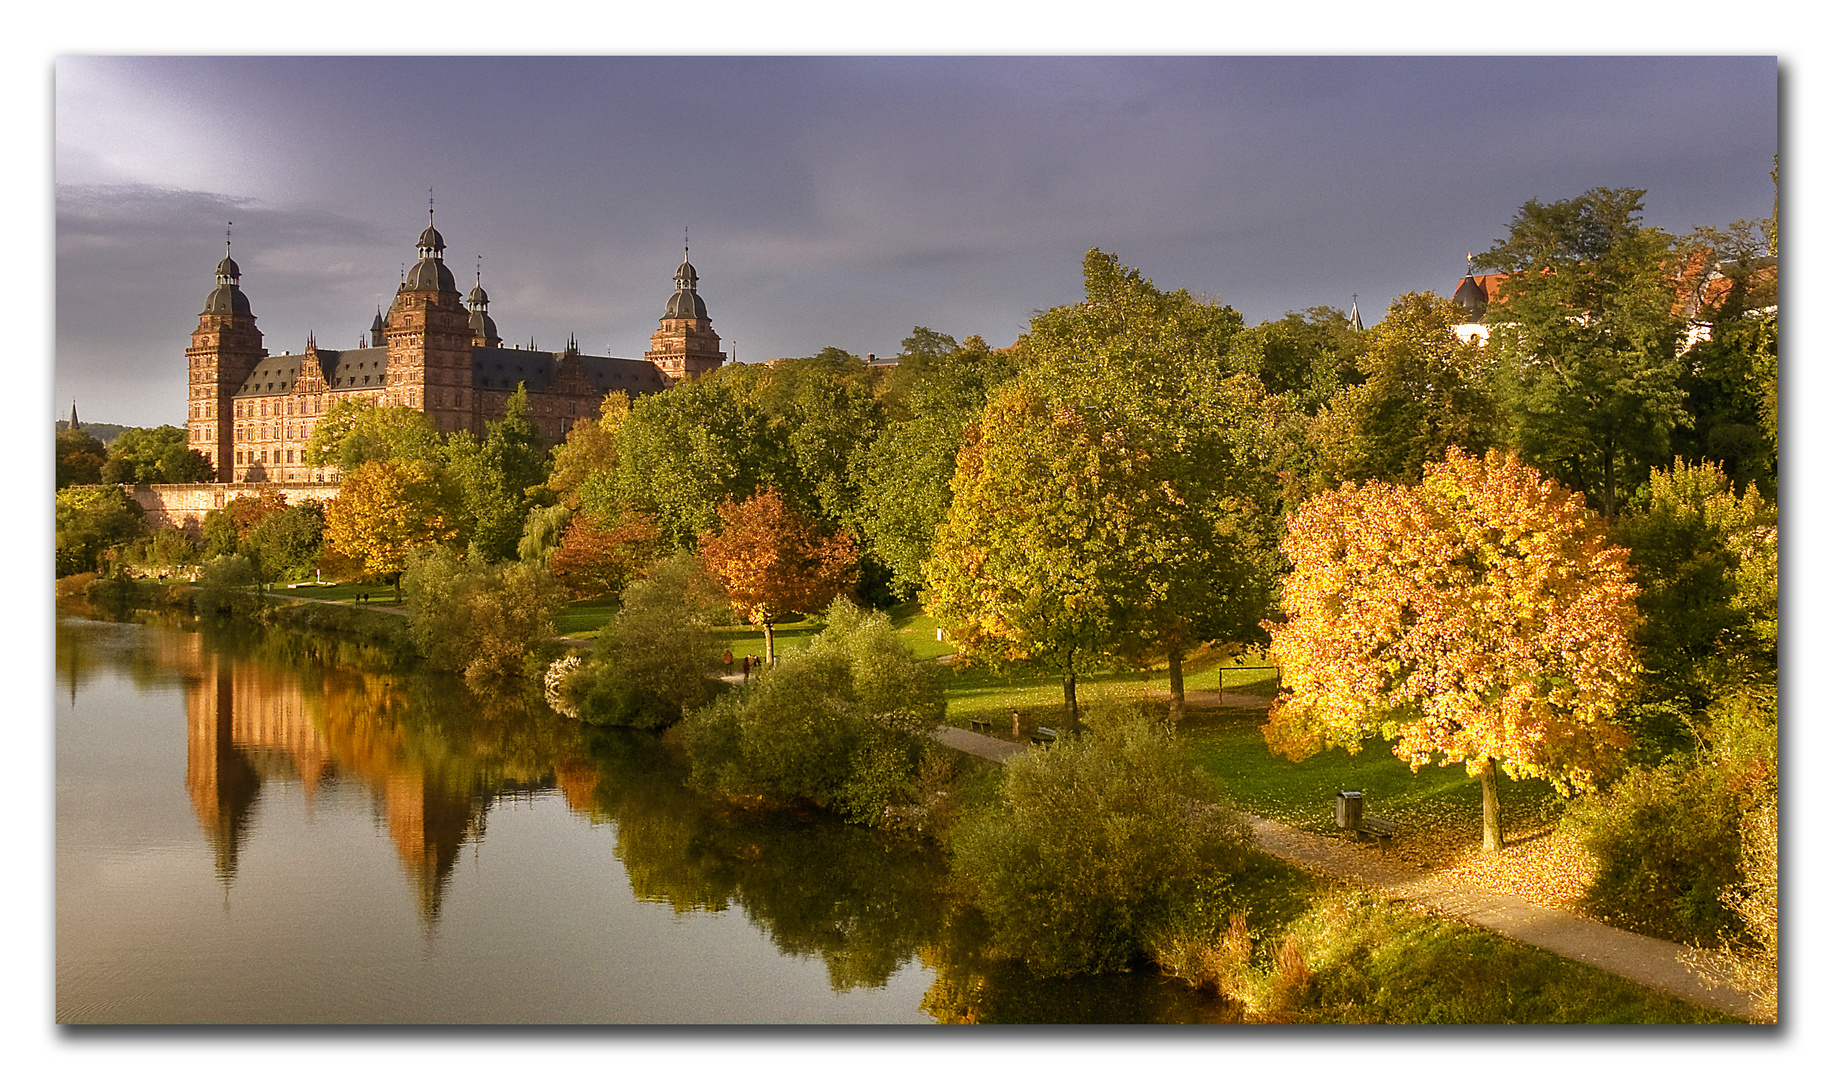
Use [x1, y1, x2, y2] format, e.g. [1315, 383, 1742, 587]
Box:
[57, 420, 128, 446]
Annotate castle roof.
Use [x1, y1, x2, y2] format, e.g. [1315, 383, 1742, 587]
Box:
[470, 347, 667, 396]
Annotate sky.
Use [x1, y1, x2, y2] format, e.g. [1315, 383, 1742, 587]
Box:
[53, 54, 1779, 428]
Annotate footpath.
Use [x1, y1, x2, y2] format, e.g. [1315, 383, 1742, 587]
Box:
[929, 722, 1763, 1022]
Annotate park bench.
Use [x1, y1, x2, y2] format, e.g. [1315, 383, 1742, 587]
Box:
[1030, 726, 1058, 749]
[967, 717, 993, 735]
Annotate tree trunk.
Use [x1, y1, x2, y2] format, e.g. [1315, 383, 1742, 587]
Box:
[1062, 669, 1079, 728]
[1167, 647, 1186, 724]
[1602, 438, 1617, 522]
[1478, 756, 1502, 851]
[763, 620, 775, 665]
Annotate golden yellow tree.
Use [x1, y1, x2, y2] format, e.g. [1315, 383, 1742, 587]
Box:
[322, 457, 461, 601]
[1263, 448, 1640, 849]
[699, 488, 857, 663]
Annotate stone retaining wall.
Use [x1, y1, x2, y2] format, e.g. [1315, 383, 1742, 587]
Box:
[128, 482, 342, 538]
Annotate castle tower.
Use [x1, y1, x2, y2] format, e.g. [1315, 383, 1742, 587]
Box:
[384, 202, 475, 433]
[186, 233, 265, 481]
[467, 265, 501, 348]
[644, 246, 725, 383]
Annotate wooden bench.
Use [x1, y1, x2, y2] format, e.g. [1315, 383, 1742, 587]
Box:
[1349, 816, 1400, 853]
[967, 717, 993, 735]
[1030, 726, 1058, 748]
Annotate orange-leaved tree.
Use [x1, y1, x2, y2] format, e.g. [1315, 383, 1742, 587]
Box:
[548, 508, 663, 599]
[699, 488, 857, 663]
[1262, 448, 1640, 850]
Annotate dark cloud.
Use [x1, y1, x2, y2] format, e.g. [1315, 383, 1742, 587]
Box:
[54, 56, 1776, 427]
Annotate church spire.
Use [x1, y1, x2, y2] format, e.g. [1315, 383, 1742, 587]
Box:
[1349, 293, 1364, 331]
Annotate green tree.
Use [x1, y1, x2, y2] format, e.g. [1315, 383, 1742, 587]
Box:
[56, 427, 108, 488]
[948, 708, 1248, 977]
[856, 333, 1017, 595]
[1224, 306, 1364, 413]
[1612, 460, 1775, 755]
[679, 600, 944, 824]
[547, 391, 629, 509]
[1263, 449, 1641, 850]
[242, 500, 326, 582]
[923, 382, 1145, 724]
[1311, 291, 1503, 487]
[55, 484, 148, 576]
[101, 425, 211, 484]
[304, 399, 442, 473]
[612, 366, 787, 546]
[401, 548, 566, 682]
[1475, 187, 1688, 520]
[563, 551, 729, 730]
[443, 383, 552, 562]
[1016, 250, 1278, 719]
[1673, 220, 1777, 498]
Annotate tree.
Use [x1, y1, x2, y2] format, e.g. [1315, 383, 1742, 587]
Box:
[699, 487, 858, 664]
[856, 333, 1017, 595]
[401, 548, 565, 682]
[547, 391, 630, 508]
[321, 457, 462, 600]
[679, 600, 944, 823]
[547, 507, 664, 599]
[562, 551, 729, 729]
[1311, 292, 1503, 487]
[100, 425, 211, 484]
[923, 381, 1148, 723]
[56, 427, 108, 488]
[443, 384, 552, 562]
[304, 399, 443, 473]
[612, 367, 788, 546]
[1263, 448, 1640, 850]
[948, 708, 1248, 976]
[55, 484, 148, 576]
[959, 249, 1278, 721]
[1612, 460, 1775, 755]
[1475, 188, 1688, 520]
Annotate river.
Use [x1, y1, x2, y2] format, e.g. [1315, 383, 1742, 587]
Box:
[55, 607, 1229, 1024]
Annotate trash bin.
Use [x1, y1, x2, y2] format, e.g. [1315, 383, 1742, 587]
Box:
[1336, 791, 1363, 831]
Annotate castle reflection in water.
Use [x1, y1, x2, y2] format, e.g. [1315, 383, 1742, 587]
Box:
[166, 630, 596, 925]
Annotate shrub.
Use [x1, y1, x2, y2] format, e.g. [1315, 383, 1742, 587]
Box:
[563, 552, 726, 729]
[402, 548, 565, 682]
[678, 599, 944, 825]
[1565, 684, 1775, 946]
[947, 707, 1249, 977]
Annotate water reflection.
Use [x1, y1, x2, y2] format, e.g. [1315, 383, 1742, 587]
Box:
[58, 610, 1233, 1023]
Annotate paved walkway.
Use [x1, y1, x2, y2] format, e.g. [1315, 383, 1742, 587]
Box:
[928, 723, 1762, 1022]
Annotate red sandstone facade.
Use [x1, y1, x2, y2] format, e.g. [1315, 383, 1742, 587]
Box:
[186, 217, 724, 483]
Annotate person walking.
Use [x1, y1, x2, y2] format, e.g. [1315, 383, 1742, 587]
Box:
[741, 654, 751, 682]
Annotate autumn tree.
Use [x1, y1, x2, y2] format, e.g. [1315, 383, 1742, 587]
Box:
[1475, 188, 1688, 520]
[321, 457, 462, 601]
[547, 390, 630, 509]
[924, 381, 1152, 724]
[547, 507, 664, 599]
[699, 487, 858, 664]
[1262, 448, 1640, 850]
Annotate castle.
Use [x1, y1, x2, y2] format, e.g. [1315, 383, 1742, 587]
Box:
[185, 211, 725, 483]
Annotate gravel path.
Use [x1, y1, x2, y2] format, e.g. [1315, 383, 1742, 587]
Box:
[930, 724, 1762, 1021]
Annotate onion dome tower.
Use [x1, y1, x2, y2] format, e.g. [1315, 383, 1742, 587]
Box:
[1452, 254, 1489, 321]
[187, 226, 264, 480]
[467, 263, 501, 348]
[384, 195, 475, 430]
[644, 237, 725, 384]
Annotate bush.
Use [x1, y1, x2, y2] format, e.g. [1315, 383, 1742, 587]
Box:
[947, 707, 1249, 977]
[402, 548, 565, 682]
[563, 551, 726, 729]
[1565, 689, 1773, 946]
[678, 599, 945, 824]
[194, 553, 261, 614]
